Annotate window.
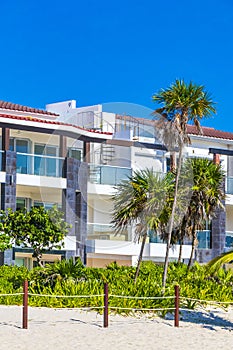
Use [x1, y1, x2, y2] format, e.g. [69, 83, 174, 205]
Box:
[33, 201, 61, 211]
[10, 138, 30, 174]
[68, 148, 82, 161]
[16, 197, 30, 211]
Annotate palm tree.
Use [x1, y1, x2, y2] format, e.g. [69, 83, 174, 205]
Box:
[178, 158, 224, 267]
[152, 79, 216, 291]
[112, 169, 171, 282]
[207, 250, 233, 274]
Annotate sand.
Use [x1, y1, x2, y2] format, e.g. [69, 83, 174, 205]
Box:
[0, 305, 232, 350]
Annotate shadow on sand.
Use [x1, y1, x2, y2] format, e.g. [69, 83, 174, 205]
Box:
[166, 308, 233, 330]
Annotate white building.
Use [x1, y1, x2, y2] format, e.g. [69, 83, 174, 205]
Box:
[0, 99, 232, 268]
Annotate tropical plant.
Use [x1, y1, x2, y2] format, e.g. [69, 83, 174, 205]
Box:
[207, 250, 233, 275]
[181, 158, 224, 267]
[112, 168, 172, 282]
[29, 258, 86, 288]
[0, 206, 71, 267]
[152, 79, 216, 291]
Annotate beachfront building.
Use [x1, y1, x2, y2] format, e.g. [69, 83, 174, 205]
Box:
[0, 99, 232, 268]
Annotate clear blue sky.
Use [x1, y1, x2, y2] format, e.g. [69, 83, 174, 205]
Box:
[0, 0, 233, 131]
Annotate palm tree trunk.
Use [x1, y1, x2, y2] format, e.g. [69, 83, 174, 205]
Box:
[134, 232, 147, 283]
[178, 236, 184, 263]
[188, 227, 196, 269]
[162, 143, 183, 292]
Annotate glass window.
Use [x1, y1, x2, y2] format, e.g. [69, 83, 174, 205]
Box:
[69, 148, 82, 161]
[16, 140, 28, 153]
[16, 198, 26, 210]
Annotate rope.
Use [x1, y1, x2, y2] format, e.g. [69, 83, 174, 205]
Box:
[109, 294, 174, 300]
[0, 293, 24, 296]
[180, 297, 233, 304]
[28, 293, 104, 298]
[109, 306, 175, 311]
[52, 306, 104, 310]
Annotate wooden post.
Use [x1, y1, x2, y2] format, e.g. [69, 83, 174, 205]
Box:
[104, 283, 108, 328]
[174, 285, 179, 327]
[23, 280, 28, 329]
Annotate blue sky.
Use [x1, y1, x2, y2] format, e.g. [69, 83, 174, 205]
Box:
[0, 0, 233, 131]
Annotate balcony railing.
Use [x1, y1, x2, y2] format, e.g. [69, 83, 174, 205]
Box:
[196, 230, 211, 249]
[87, 223, 131, 241]
[226, 231, 233, 249]
[16, 153, 65, 177]
[88, 164, 132, 186]
[226, 177, 233, 194]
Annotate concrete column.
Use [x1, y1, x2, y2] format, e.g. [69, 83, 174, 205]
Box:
[83, 142, 90, 163]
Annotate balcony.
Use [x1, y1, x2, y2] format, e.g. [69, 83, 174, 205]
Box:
[149, 230, 210, 249]
[226, 177, 233, 194]
[226, 231, 233, 249]
[88, 164, 132, 186]
[16, 152, 64, 177]
[87, 223, 131, 241]
[196, 230, 211, 249]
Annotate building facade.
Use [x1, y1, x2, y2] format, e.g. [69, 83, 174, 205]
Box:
[0, 99, 232, 268]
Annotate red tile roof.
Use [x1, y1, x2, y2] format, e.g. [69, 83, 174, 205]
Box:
[0, 100, 59, 116]
[116, 114, 233, 141]
[0, 113, 113, 135]
[187, 125, 233, 141]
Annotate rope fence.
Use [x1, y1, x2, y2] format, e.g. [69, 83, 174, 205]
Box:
[0, 281, 232, 330]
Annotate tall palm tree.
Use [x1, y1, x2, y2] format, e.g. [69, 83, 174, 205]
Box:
[112, 169, 171, 282]
[152, 79, 216, 291]
[177, 158, 224, 267]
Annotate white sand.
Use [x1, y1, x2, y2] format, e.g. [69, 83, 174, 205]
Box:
[0, 305, 232, 350]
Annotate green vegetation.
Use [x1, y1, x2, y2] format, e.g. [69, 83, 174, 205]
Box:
[0, 260, 232, 314]
[0, 206, 71, 266]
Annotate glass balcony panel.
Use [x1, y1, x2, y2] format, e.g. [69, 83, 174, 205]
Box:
[16, 154, 30, 174]
[226, 177, 233, 194]
[196, 230, 211, 249]
[34, 156, 45, 176]
[225, 231, 233, 249]
[116, 167, 131, 183]
[88, 164, 132, 186]
[46, 158, 57, 177]
[100, 166, 116, 185]
[87, 223, 131, 241]
[16, 153, 64, 177]
[149, 230, 164, 243]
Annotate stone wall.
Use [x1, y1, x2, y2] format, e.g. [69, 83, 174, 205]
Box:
[62, 158, 88, 263]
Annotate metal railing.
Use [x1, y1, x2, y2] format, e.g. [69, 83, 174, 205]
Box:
[88, 164, 132, 185]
